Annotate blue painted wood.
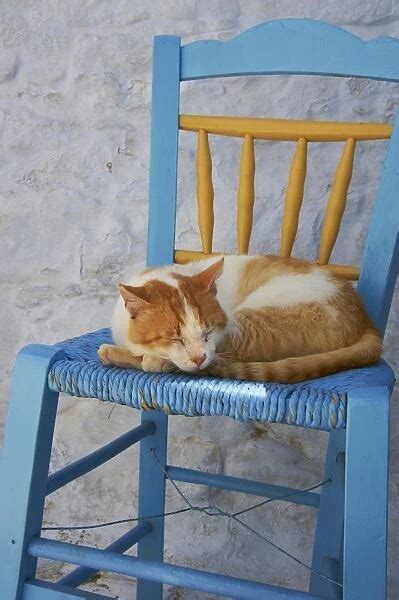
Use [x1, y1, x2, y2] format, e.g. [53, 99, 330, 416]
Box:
[1, 18, 396, 600]
[58, 521, 151, 588]
[28, 537, 326, 600]
[22, 579, 112, 599]
[136, 411, 168, 600]
[167, 465, 320, 508]
[46, 421, 155, 495]
[146, 35, 181, 268]
[181, 19, 399, 82]
[344, 386, 390, 600]
[0, 344, 64, 600]
[309, 430, 345, 598]
[357, 112, 399, 334]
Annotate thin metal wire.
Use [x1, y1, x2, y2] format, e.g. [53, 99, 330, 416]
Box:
[40, 449, 342, 589]
[232, 479, 331, 517]
[151, 448, 343, 590]
[41, 477, 328, 531]
[41, 507, 192, 531]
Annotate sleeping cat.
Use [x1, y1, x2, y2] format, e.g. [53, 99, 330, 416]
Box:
[98, 255, 382, 383]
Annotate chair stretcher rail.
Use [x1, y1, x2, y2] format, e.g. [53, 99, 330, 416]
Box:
[166, 466, 321, 508]
[28, 537, 325, 599]
[23, 579, 111, 599]
[58, 522, 151, 588]
[46, 421, 155, 495]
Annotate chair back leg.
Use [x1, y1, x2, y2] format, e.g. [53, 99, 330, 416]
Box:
[344, 386, 389, 600]
[136, 410, 168, 600]
[0, 345, 63, 599]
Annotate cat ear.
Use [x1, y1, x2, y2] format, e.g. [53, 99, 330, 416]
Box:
[119, 284, 150, 318]
[191, 258, 224, 294]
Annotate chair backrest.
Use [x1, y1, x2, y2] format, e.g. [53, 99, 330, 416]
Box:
[146, 19, 399, 336]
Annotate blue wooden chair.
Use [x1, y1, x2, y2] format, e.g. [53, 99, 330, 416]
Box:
[0, 18, 398, 600]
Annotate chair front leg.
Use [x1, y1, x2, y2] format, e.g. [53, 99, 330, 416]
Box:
[310, 429, 345, 599]
[136, 410, 168, 600]
[0, 344, 64, 599]
[344, 386, 390, 600]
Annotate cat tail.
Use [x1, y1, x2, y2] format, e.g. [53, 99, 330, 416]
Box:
[207, 330, 383, 383]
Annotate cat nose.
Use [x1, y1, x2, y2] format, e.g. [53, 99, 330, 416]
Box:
[191, 353, 206, 367]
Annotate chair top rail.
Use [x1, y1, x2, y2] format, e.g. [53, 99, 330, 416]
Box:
[180, 18, 399, 83]
[179, 115, 392, 142]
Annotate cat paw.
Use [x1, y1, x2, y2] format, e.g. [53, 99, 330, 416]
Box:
[98, 344, 116, 365]
[142, 355, 175, 373]
[98, 344, 143, 369]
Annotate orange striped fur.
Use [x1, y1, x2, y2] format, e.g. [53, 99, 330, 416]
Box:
[99, 256, 382, 383]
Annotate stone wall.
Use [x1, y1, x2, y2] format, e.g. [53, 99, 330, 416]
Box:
[0, 1, 398, 597]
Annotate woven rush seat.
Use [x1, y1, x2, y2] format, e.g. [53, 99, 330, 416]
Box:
[48, 328, 395, 432]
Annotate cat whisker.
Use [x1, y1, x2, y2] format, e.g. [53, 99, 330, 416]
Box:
[215, 351, 234, 359]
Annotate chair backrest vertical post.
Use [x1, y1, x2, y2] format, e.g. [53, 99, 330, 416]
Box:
[147, 35, 181, 267]
[357, 114, 399, 334]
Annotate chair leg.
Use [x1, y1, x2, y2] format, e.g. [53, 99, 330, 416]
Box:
[309, 429, 345, 598]
[136, 410, 168, 600]
[343, 386, 389, 600]
[0, 344, 64, 599]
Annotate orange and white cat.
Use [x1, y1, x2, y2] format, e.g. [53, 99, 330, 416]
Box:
[98, 255, 382, 383]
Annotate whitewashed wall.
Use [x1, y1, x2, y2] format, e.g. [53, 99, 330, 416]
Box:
[1, 1, 398, 598]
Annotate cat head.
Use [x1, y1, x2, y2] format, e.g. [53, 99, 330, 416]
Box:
[119, 259, 227, 372]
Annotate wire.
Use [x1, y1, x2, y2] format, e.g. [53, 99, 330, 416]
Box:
[150, 449, 343, 590]
[41, 449, 342, 590]
[232, 478, 331, 517]
[41, 507, 192, 531]
[41, 479, 328, 531]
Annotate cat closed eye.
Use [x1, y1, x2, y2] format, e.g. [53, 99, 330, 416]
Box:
[168, 338, 184, 345]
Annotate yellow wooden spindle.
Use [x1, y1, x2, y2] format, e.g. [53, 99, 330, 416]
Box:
[237, 134, 255, 254]
[318, 137, 357, 265]
[281, 137, 308, 257]
[196, 129, 214, 254]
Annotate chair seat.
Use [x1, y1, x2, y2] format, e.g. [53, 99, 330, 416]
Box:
[48, 328, 395, 432]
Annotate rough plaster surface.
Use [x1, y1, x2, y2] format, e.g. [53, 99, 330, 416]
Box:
[0, 1, 398, 598]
